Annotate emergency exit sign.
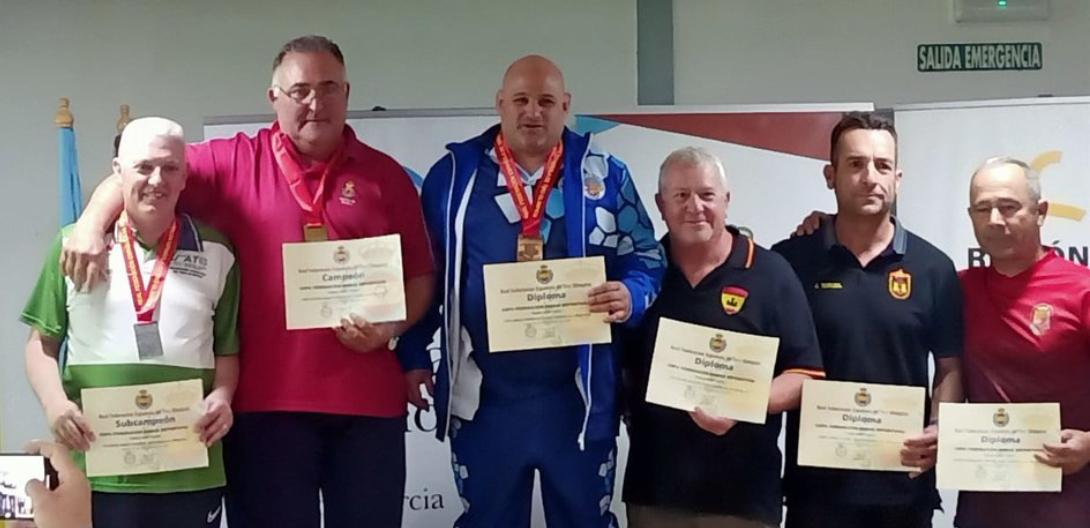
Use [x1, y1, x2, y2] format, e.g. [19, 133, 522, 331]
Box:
[918, 42, 1043, 72]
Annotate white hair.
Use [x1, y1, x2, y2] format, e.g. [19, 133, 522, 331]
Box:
[971, 156, 1041, 202]
[658, 146, 728, 192]
[117, 117, 184, 160]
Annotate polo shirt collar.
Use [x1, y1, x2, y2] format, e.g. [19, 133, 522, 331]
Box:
[662, 225, 755, 272]
[177, 213, 202, 252]
[820, 214, 907, 256]
[112, 213, 201, 253]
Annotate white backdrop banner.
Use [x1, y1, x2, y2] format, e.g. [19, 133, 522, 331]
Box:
[204, 103, 869, 527]
[897, 97, 1090, 270]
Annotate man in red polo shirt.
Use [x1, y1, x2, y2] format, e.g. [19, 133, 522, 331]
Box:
[957, 157, 1090, 528]
[60, 35, 435, 528]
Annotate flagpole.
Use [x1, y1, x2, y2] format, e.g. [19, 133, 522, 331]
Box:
[56, 98, 83, 226]
[54, 97, 74, 127]
[113, 104, 131, 155]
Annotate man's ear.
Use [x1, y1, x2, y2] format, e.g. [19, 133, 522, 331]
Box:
[823, 164, 836, 190]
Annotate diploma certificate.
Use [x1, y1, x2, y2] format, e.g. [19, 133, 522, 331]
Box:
[82, 379, 207, 478]
[483, 256, 610, 353]
[644, 318, 778, 424]
[936, 402, 1061, 492]
[797, 380, 925, 471]
[282, 234, 405, 330]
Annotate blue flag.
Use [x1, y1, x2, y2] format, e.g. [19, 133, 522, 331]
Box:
[58, 127, 83, 226]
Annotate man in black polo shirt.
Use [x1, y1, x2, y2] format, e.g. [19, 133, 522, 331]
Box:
[623, 147, 825, 528]
[772, 112, 964, 528]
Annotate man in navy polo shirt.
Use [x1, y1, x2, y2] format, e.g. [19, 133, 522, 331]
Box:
[623, 147, 825, 528]
[772, 112, 965, 528]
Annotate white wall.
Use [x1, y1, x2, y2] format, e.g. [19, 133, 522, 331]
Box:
[674, 0, 1090, 107]
[0, 0, 636, 449]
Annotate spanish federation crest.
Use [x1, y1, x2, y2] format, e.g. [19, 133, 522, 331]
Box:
[536, 264, 554, 285]
[1030, 303, 1053, 336]
[888, 268, 912, 300]
[993, 408, 1010, 427]
[854, 387, 871, 407]
[721, 286, 749, 315]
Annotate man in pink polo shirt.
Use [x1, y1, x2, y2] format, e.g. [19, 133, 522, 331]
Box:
[61, 35, 435, 528]
[957, 157, 1090, 528]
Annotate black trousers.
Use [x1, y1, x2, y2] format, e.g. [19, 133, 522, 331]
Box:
[92, 488, 224, 528]
[785, 500, 933, 528]
[223, 411, 406, 528]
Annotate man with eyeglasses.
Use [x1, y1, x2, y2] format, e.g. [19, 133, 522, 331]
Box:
[955, 157, 1090, 528]
[59, 35, 435, 527]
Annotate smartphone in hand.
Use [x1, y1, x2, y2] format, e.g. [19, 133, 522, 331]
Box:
[0, 453, 57, 520]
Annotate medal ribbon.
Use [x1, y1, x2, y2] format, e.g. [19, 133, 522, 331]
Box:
[494, 133, 564, 238]
[271, 123, 346, 231]
[117, 213, 180, 323]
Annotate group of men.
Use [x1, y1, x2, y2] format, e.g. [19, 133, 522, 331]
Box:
[17, 34, 1090, 528]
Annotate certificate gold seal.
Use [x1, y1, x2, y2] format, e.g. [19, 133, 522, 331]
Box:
[135, 390, 153, 410]
[333, 246, 350, 264]
[993, 408, 1010, 427]
[854, 387, 871, 407]
[709, 334, 727, 353]
[536, 264, 554, 285]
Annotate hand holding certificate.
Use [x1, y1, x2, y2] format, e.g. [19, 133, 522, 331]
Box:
[483, 256, 611, 352]
[797, 380, 925, 472]
[282, 234, 406, 330]
[81, 379, 207, 478]
[644, 318, 778, 424]
[937, 402, 1061, 492]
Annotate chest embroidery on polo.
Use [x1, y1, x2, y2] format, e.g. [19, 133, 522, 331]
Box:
[721, 286, 749, 315]
[338, 180, 357, 206]
[887, 268, 911, 300]
[170, 253, 208, 279]
[1029, 303, 1053, 336]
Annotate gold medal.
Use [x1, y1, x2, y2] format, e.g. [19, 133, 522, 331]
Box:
[516, 234, 544, 262]
[304, 223, 328, 242]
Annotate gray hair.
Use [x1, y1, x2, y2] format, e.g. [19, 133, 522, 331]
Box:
[658, 146, 728, 192]
[117, 117, 184, 160]
[271, 35, 345, 88]
[273, 35, 344, 71]
[971, 156, 1041, 203]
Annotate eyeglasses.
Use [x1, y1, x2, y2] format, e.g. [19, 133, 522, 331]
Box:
[274, 82, 346, 104]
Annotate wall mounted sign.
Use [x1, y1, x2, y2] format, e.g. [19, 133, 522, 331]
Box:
[918, 42, 1042, 72]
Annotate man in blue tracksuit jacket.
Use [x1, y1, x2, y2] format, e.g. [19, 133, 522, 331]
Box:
[398, 55, 664, 527]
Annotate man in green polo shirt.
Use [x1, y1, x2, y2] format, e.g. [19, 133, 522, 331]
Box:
[21, 117, 239, 528]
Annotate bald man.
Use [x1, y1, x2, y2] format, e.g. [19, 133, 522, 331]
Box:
[398, 55, 665, 527]
[22, 117, 239, 527]
[956, 158, 1090, 528]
